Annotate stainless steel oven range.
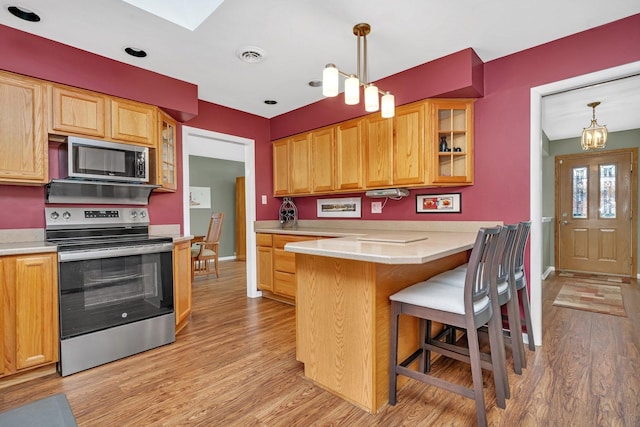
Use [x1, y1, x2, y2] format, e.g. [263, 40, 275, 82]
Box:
[45, 207, 175, 376]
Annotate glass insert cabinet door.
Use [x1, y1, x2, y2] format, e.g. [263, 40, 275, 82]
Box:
[431, 100, 474, 184]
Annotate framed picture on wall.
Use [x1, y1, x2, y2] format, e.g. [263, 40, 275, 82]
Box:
[416, 193, 461, 213]
[317, 197, 362, 218]
[189, 186, 211, 209]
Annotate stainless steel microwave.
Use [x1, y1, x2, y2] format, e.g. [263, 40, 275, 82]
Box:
[61, 136, 149, 183]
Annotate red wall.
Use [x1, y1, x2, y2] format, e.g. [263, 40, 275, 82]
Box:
[1, 14, 639, 229]
[268, 14, 640, 224]
[184, 102, 274, 220]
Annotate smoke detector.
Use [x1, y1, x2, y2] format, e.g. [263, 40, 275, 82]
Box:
[236, 46, 266, 63]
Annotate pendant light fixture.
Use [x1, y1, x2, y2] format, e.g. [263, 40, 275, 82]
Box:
[581, 101, 608, 150]
[322, 23, 395, 118]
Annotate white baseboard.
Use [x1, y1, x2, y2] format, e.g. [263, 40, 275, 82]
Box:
[541, 266, 555, 280]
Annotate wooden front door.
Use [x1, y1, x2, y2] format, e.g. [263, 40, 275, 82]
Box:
[556, 149, 637, 276]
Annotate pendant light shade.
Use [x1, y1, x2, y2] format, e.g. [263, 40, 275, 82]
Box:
[322, 64, 339, 97]
[381, 92, 395, 118]
[365, 84, 379, 112]
[344, 75, 360, 105]
[581, 102, 608, 150]
[321, 23, 394, 118]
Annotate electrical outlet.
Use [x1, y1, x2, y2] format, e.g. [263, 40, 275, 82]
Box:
[261, 195, 267, 205]
[371, 201, 382, 214]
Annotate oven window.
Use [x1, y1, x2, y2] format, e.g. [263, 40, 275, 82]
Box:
[58, 251, 173, 339]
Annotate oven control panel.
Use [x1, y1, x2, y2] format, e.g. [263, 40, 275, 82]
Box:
[45, 207, 150, 228]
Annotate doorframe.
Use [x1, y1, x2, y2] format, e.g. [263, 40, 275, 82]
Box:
[529, 60, 640, 346]
[181, 125, 260, 298]
[553, 149, 637, 276]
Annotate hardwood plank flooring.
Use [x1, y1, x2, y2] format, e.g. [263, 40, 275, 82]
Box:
[1, 262, 639, 426]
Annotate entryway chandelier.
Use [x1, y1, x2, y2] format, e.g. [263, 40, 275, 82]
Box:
[322, 23, 395, 118]
[581, 101, 608, 150]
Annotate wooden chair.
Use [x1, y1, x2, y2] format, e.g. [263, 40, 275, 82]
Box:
[389, 226, 509, 427]
[191, 212, 224, 279]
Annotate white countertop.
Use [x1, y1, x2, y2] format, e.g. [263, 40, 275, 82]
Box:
[0, 241, 58, 256]
[284, 231, 477, 264]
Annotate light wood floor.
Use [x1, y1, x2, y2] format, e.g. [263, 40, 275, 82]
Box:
[1, 261, 639, 426]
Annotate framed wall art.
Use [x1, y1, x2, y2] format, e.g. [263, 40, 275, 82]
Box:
[317, 197, 362, 218]
[189, 186, 211, 209]
[416, 193, 461, 213]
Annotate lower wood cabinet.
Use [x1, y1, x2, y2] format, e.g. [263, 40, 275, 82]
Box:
[0, 253, 58, 378]
[256, 233, 326, 304]
[173, 240, 192, 334]
[256, 233, 274, 292]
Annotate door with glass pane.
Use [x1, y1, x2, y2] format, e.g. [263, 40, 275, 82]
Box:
[556, 149, 636, 276]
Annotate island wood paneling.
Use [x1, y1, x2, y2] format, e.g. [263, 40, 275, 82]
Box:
[295, 250, 469, 413]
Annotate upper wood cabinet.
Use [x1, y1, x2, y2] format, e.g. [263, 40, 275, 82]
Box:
[394, 103, 426, 186]
[151, 110, 177, 191]
[363, 115, 394, 188]
[1, 253, 58, 377]
[49, 83, 157, 147]
[429, 100, 474, 185]
[289, 133, 312, 195]
[273, 139, 290, 196]
[311, 127, 336, 193]
[110, 98, 156, 146]
[335, 119, 363, 191]
[0, 71, 48, 185]
[49, 84, 107, 138]
[270, 98, 474, 197]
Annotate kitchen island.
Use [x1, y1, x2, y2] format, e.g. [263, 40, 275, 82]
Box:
[284, 226, 496, 413]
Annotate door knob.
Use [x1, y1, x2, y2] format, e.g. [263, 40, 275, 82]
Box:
[561, 220, 569, 225]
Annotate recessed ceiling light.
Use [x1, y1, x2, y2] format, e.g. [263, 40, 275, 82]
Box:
[264, 100, 277, 105]
[236, 46, 266, 64]
[8, 6, 40, 22]
[124, 47, 148, 58]
[308, 80, 322, 87]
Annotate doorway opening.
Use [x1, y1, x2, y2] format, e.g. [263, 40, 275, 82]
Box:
[530, 60, 640, 346]
[182, 126, 259, 298]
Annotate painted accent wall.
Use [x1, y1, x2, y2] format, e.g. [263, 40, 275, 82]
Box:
[268, 14, 640, 225]
[0, 14, 639, 230]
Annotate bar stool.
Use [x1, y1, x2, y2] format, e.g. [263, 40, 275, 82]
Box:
[388, 226, 508, 427]
[430, 224, 526, 374]
[512, 221, 534, 350]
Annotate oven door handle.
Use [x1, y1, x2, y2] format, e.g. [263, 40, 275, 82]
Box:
[58, 242, 174, 262]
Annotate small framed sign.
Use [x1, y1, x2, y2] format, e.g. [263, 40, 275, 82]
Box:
[416, 193, 461, 213]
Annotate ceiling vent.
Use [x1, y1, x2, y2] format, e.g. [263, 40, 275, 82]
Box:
[236, 46, 266, 63]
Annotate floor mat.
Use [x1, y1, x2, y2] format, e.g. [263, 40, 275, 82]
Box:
[553, 280, 627, 317]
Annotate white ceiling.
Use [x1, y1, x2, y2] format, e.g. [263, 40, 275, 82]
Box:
[1, 0, 639, 138]
[542, 74, 640, 141]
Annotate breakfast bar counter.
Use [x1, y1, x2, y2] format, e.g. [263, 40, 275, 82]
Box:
[284, 227, 491, 413]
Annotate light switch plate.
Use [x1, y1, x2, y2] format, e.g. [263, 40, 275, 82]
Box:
[261, 195, 267, 205]
[371, 201, 382, 214]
